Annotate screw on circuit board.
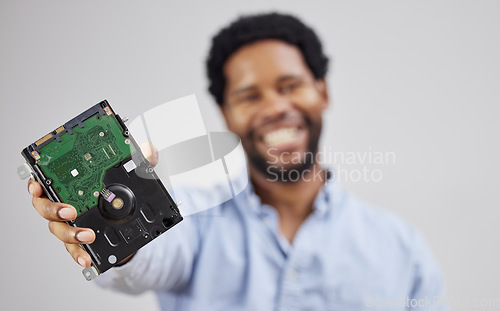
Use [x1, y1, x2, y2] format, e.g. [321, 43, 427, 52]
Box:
[123, 130, 129, 137]
[45, 179, 52, 186]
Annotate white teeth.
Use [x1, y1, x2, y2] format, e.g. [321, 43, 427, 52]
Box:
[263, 127, 298, 147]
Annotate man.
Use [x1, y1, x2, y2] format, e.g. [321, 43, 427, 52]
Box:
[28, 13, 447, 310]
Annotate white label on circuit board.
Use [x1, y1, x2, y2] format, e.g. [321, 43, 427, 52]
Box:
[123, 160, 137, 173]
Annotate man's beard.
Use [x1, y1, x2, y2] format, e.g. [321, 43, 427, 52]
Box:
[244, 114, 322, 183]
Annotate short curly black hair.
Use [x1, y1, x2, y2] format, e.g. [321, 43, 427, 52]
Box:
[206, 12, 329, 106]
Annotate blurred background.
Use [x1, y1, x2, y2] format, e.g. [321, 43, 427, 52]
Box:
[1, 0, 499, 310]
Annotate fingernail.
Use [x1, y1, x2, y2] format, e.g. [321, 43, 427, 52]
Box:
[77, 257, 86, 267]
[76, 231, 93, 243]
[58, 207, 74, 220]
[28, 183, 34, 195]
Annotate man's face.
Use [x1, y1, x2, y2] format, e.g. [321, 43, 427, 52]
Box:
[221, 39, 329, 180]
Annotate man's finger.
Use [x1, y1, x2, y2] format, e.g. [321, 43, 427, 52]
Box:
[32, 195, 77, 221]
[29, 179, 77, 221]
[140, 141, 159, 167]
[65, 243, 92, 267]
[48, 221, 95, 244]
[27, 179, 44, 197]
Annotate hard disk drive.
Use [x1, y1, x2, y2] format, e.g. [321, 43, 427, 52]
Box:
[17, 100, 183, 280]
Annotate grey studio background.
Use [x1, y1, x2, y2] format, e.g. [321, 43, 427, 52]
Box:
[1, 1, 499, 310]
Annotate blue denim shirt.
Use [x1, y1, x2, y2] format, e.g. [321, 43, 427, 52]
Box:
[96, 178, 447, 311]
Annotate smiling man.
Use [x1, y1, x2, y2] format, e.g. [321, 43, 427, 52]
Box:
[28, 12, 447, 310]
[219, 37, 330, 241]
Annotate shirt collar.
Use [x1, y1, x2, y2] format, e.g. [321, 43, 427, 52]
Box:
[242, 168, 339, 218]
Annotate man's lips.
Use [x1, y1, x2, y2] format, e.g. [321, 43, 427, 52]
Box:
[247, 113, 309, 152]
[262, 126, 299, 147]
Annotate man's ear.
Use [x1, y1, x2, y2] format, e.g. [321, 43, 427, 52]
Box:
[315, 79, 330, 110]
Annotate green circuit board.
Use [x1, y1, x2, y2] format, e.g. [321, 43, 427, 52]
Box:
[36, 113, 136, 216]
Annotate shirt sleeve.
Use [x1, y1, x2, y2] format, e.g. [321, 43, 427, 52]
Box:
[94, 216, 200, 295]
[408, 228, 448, 311]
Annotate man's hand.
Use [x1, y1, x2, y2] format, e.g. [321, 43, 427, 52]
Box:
[28, 179, 93, 267]
[28, 142, 159, 267]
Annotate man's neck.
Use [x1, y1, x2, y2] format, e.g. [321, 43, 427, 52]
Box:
[250, 163, 326, 242]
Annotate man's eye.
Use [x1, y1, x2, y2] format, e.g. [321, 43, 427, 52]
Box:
[241, 93, 260, 102]
[279, 81, 301, 94]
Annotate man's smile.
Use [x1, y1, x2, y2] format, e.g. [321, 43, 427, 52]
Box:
[263, 127, 298, 147]
[251, 114, 309, 155]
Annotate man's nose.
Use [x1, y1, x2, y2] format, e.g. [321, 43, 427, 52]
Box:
[260, 91, 293, 122]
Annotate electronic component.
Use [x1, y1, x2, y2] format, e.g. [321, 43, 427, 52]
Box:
[100, 188, 116, 203]
[17, 100, 183, 280]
